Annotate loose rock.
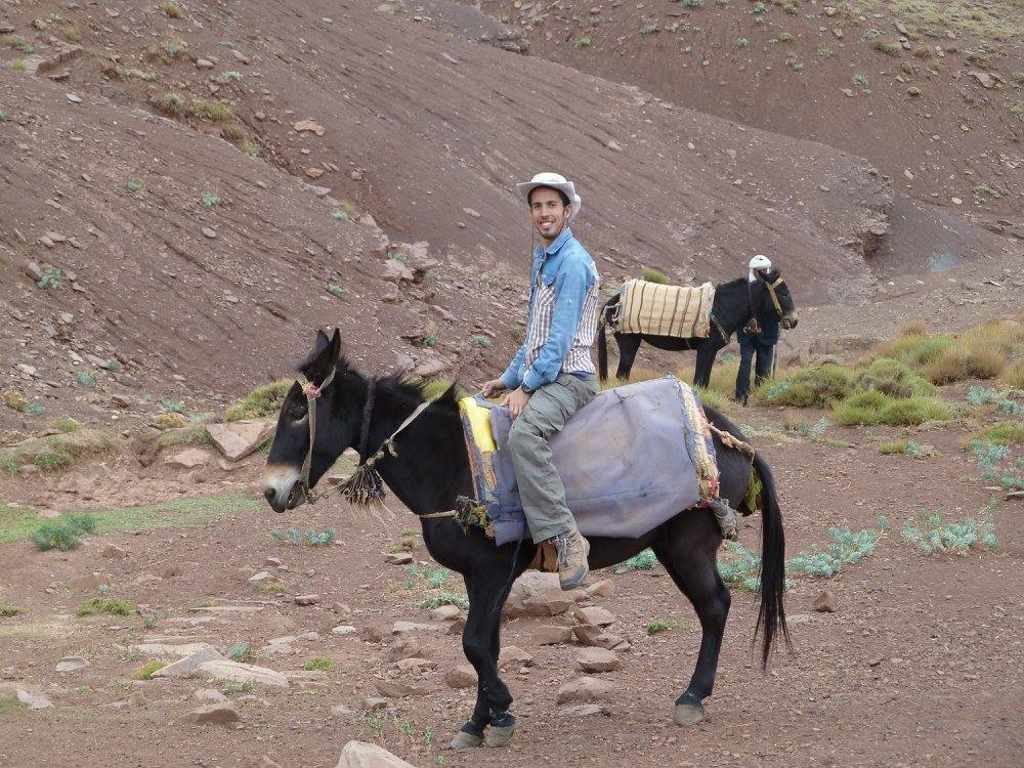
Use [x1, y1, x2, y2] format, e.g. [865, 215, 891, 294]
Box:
[444, 664, 477, 689]
[576, 647, 621, 673]
[556, 676, 617, 704]
[813, 590, 837, 613]
[335, 741, 418, 768]
[189, 703, 240, 726]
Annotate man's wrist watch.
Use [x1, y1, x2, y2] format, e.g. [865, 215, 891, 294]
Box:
[521, 384, 535, 395]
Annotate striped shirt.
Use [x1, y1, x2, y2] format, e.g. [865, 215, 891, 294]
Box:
[500, 228, 600, 393]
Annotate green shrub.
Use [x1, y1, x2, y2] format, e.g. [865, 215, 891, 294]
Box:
[983, 421, 1024, 446]
[418, 592, 469, 610]
[833, 391, 951, 426]
[879, 439, 933, 457]
[225, 642, 253, 662]
[787, 527, 880, 577]
[202, 192, 221, 208]
[646, 620, 675, 635]
[32, 513, 96, 551]
[1001, 360, 1024, 389]
[135, 660, 167, 680]
[303, 657, 334, 672]
[226, 380, 292, 421]
[856, 358, 935, 398]
[53, 417, 80, 433]
[717, 542, 763, 591]
[152, 92, 187, 116]
[161, 2, 184, 19]
[614, 548, 657, 573]
[77, 598, 135, 617]
[640, 268, 668, 284]
[0, 603, 19, 617]
[902, 511, 998, 554]
[190, 99, 234, 122]
[573, 35, 592, 48]
[756, 364, 853, 408]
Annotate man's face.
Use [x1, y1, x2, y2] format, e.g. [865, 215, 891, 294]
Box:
[529, 187, 570, 242]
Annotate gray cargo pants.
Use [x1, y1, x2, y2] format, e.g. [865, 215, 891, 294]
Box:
[507, 373, 599, 544]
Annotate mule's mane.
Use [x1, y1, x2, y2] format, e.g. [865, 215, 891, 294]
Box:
[333, 357, 458, 413]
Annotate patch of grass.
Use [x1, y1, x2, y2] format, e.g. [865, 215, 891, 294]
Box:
[201, 191, 222, 208]
[856, 357, 935, 399]
[0, 429, 119, 478]
[225, 379, 292, 421]
[787, 527, 881, 577]
[135, 660, 167, 680]
[613, 548, 657, 574]
[879, 439, 933, 458]
[216, 70, 242, 83]
[981, 422, 1024, 447]
[403, 563, 450, 590]
[326, 283, 346, 299]
[162, 37, 188, 60]
[11, 58, 27, 73]
[77, 598, 136, 617]
[75, 370, 96, 388]
[873, 39, 902, 56]
[573, 35, 592, 49]
[126, 179, 144, 193]
[926, 346, 1005, 384]
[646, 619, 676, 635]
[873, 329, 953, 369]
[37, 266, 62, 289]
[1001, 361, 1024, 389]
[1, 495, 258, 546]
[161, 2, 184, 19]
[418, 592, 469, 610]
[240, 139, 260, 159]
[225, 642, 253, 662]
[756, 364, 854, 408]
[640, 267, 668, 284]
[151, 91, 187, 116]
[303, 657, 334, 672]
[717, 541, 763, 591]
[853, 72, 870, 90]
[682, 0, 703, 7]
[902, 510, 998, 554]
[222, 680, 255, 696]
[639, 20, 660, 36]
[189, 99, 234, 122]
[3, 389, 28, 412]
[270, 527, 336, 546]
[0, 603, 19, 617]
[751, 2, 767, 15]
[817, 46, 833, 58]
[52, 417, 80, 433]
[220, 123, 246, 143]
[965, 386, 1024, 418]
[160, 398, 186, 414]
[778, 32, 795, 43]
[736, 37, 750, 48]
[2, 35, 34, 53]
[32, 513, 96, 551]
[470, 335, 492, 348]
[62, 24, 81, 43]
[0, 693, 28, 715]
[833, 391, 951, 426]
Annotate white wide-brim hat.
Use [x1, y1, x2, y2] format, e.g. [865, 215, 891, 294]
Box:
[516, 172, 583, 222]
[748, 254, 772, 282]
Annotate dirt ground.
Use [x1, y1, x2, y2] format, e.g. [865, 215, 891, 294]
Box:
[2, 0, 1024, 766]
[1, 396, 1023, 768]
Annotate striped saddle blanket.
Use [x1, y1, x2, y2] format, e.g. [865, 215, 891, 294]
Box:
[458, 377, 720, 546]
[613, 280, 715, 338]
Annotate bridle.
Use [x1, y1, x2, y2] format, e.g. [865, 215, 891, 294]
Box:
[296, 366, 337, 504]
[294, 366, 436, 507]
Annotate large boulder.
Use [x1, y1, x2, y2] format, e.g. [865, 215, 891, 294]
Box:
[206, 420, 274, 461]
[197, 660, 289, 688]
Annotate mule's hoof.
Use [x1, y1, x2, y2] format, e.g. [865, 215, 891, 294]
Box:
[450, 731, 483, 750]
[484, 724, 516, 748]
[674, 701, 705, 726]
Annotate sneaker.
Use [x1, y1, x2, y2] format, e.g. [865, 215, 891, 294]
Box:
[553, 528, 590, 590]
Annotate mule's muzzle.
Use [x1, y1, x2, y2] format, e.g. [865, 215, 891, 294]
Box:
[781, 312, 799, 330]
[262, 465, 303, 513]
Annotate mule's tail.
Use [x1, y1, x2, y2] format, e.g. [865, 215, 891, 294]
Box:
[753, 451, 789, 668]
[597, 295, 618, 382]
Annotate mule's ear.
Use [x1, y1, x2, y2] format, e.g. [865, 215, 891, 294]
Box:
[298, 328, 340, 384]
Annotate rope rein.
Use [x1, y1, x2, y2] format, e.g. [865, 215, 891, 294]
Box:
[298, 365, 337, 502]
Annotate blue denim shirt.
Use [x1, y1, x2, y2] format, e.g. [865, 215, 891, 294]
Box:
[500, 228, 599, 393]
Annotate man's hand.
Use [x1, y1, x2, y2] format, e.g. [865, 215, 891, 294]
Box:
[504, 387, 532, 419]
[481, 379, 507, 398]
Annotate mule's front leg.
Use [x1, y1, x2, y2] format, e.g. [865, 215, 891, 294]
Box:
[450, 576, 516, 749]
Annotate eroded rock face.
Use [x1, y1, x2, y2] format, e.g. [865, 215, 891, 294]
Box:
[334, 741, 418, 768]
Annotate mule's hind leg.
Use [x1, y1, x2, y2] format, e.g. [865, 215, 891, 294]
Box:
[615, 333, 643, 381]
[653, 514, 730, 726]
[451, 572, 517, 749]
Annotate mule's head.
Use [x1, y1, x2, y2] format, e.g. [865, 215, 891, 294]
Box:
[757, 269, 799, 330]
[262, 328, 362, 513]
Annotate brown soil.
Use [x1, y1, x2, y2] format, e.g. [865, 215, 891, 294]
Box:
[1, 1, 1023, 766]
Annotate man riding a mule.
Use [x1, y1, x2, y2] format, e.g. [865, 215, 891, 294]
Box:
[481, 171, 601, 591]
